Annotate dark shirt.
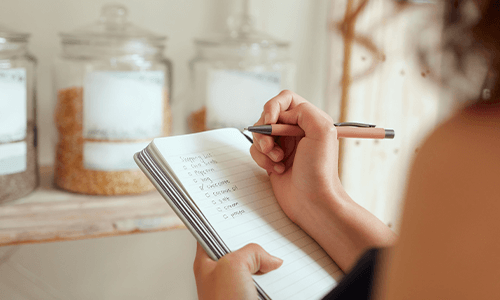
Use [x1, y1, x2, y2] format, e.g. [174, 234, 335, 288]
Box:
[322, 248, 380, 300]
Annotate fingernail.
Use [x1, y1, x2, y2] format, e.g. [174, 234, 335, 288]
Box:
[272, 256, 284, 265]
[269, 149, 279, 161]
[274, 164, 285, 174]
[259, 139, 266, 152]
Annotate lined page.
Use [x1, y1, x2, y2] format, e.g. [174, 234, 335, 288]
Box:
[153, 128, 343, 300]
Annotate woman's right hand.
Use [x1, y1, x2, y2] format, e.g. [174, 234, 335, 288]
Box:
[250, 90, 397, 272]
[249, 90, 343, 228]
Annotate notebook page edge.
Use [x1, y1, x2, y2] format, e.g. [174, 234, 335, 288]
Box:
[148, 141, 231, 254]
[134, 145, 220, 261]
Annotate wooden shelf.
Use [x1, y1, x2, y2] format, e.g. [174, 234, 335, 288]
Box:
[0, 166, 185, 246]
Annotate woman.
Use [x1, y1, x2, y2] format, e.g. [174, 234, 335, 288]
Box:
[193, 0, 500, 299]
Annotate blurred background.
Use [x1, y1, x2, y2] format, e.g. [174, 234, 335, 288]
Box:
[0, 0, 331, 167]
[0, 1, 330, 298]
[0, 0, 473, 299]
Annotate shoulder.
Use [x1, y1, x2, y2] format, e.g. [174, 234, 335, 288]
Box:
[412, 103, 500, 189]
[380, 104, 500, 299]
[409, 103, 500, 233]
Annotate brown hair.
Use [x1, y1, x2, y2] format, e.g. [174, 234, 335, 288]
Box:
[443, 0, 500, 105]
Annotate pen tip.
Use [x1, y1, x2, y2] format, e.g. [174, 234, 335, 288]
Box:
[243, 128, 248, 131]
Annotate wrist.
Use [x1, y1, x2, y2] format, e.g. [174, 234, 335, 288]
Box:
[292, 186, 348, 237]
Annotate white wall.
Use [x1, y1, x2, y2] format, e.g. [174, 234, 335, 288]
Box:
[0, 0, 331, 165]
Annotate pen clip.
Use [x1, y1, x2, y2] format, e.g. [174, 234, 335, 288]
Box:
[334, 122, 376, 128]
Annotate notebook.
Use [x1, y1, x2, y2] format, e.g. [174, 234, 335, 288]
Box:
[134, 128, 343, 300]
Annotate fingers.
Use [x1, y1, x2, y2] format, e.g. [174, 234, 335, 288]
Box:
[252, 90, 305, 158]
[252, 111, 275, 154]
[251, 90, 334, 171]
[278, 102, 336, 141]
[254, 133, 275, 154]
[253, 90, 305, 152]
[225, 243, 283, 275]
[263, 90, 307, 125]
[250, 144, 285, 174]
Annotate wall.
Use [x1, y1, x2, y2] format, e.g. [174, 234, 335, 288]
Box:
[325, 0, 455, 230]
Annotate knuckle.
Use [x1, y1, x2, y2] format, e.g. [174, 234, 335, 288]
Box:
[324, 113, 334, 123]
[320, 122, 337, 137]
[262, 100, 273, 111]
[263, 100, 273, 111]
[246, 243, 260, 250]
[279, 89, 293, 98]
[296, 101, 312, 110]
[243, 243, 264, 257]
[295, 102, 307, 113]
[295, 102, 315, 118]
[298, 104, 337, 137]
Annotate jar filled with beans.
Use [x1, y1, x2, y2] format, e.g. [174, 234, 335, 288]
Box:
[0, 24, 38, 203]
[53, 4, 172, 195]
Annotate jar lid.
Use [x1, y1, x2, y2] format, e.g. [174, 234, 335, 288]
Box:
[60, 4, 166, 46]
[195, 12, 289, 48]
[0, 23, 30, 42]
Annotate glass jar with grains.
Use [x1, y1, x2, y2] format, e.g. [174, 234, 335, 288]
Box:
[53, 4, 172, 195]
[187, 1, 296, 132]
[0, 24, 38, 204]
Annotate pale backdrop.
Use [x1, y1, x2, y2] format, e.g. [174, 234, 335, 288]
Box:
[0, 0, 331, 165]
[0, 1, 330, 299]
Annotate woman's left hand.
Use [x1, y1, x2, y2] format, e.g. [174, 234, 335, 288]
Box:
[193, 243, 283, 300]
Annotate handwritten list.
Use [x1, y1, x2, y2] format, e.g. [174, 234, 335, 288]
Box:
[152, 128, 342, 300]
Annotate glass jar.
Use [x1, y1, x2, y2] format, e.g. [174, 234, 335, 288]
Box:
[187, 8, 296, 132]
[53, 4, 172, 195]
[0, 24, 38, 203]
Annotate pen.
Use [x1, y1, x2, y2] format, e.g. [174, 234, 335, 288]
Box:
[244, 122, 395, 139]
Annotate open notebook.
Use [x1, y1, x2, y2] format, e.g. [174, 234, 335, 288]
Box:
[134, 128, 343, 300]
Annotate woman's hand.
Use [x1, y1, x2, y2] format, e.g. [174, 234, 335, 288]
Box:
[193, 243, 283, 300]
[250, 90, 341, 226]
[250, 90, 397, 272]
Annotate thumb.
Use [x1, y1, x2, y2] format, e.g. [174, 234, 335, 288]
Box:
[232, 243, 284, 275]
